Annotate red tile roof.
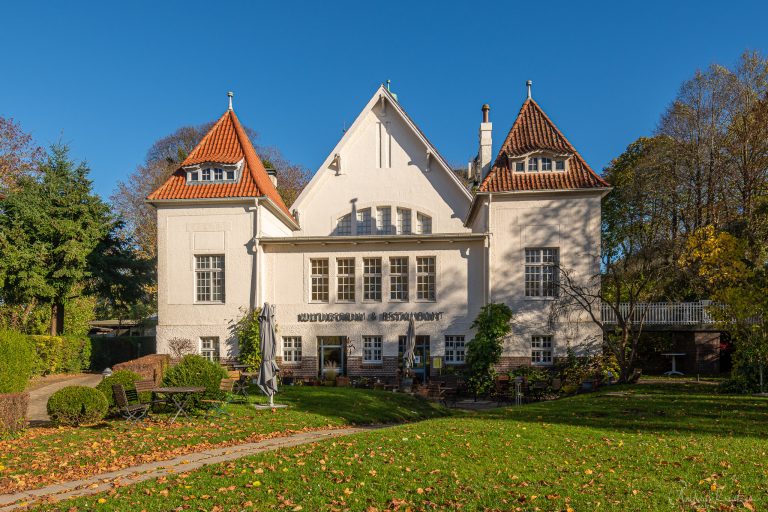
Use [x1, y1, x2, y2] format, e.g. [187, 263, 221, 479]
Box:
[147, 109, 293, 219]
[479, 98, 609, 192]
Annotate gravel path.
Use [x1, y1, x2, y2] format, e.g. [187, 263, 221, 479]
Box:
[26, 373, 103, 425]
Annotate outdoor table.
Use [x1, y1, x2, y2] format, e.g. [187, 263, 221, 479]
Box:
[151, 386, 205, 423]
[661, 353, 686, 376]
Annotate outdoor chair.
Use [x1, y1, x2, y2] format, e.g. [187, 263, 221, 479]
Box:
[227, 370, 250, 400]
[201, 378, 238, 416]
[135, 379, 168, 408]
[112, 384, 150, 422]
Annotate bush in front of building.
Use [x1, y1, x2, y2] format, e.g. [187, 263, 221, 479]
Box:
[232, 307, 261, 371]
[466, 303, 514, 397]
[162, 354, 228, 406]
[47, 386, 108, 426]
[29, 335, 92, 375]
[0, 329, 36, 393]
[96, 370, 143, 409]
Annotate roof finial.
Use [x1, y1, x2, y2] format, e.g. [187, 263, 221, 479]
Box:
[227, 91, 234, 110]
[526, 80, 532, 99]
[386, 79, 391, 91]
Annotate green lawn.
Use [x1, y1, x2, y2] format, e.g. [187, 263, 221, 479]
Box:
[38, 382, 768, 512]
[0, 386, 447, 495]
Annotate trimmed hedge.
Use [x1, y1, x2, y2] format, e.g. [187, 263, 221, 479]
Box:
[30, 335, 91, 375]
[47, 386, 108, 426]
[0, 392, 29, 436]
[0, 330, 36, 393]
[96, 370, 143, 409]
[162, 355, 227, 406]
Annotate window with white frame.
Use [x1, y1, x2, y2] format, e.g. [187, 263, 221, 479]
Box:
[541, 158, 552, 171]
[337, 258, 356, 302]
[195, 255, 225, 303]
[190, 171, 200, 182]
[363, 335, 383, 363]
[377, 206, 393, 234]
[445, 335, 465, 364]
[214, 168, 224, 180]
[363, 257, 382, 301]
[416, 256, 436, 301]
[528, 157, 539, 172]
[202, 168, 211, 181]
[283, 336, 302, 363]
[416, 213, 432, 235]
[396, 208, 412, 234]
[310, 259, 329, 302]
[187, 167, 237, 184]
[200, 337, 220, 361]
[389, 256, 409, 301]
[531, 335, 553, 365]
[336, 213, 352, 236]
[515, 161, 525, 172]
[356, 208, 372, 235]
[555, 159, 565, 171]
[525, 248, 559, 297]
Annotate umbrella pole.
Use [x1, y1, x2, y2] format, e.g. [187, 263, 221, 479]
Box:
[269, 394, 274, 407]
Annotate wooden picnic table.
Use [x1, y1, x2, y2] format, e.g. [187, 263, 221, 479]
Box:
[151, 386, 205, 423]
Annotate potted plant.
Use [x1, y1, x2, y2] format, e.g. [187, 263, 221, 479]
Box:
[322, 360, 339, 385]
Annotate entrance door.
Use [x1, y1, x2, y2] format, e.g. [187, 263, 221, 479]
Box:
[317, 336, 345, 379]
[399, 335, 430, 384]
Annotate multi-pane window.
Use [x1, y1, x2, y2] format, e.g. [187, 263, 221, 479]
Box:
[377, 207, 393, 234]
[445, 335, 465, 364]
[190, 171, 199, 181]
[363, 257, 382, 301]
[200, 337, 220, 361]
[310, 259, 329, 302]
[555, 160, 565, 171]
[336, 214, 352, 236]
[531, 335, 553, 365]
[363, 336, 383, 363]
[283, 336, 302, 363]
[202, 168, 211, 180]
[527, 158, 538, 172]
[416, 256, 436, 301]
[337, 258, 356, 302]
[396, 208, 412, 234]
[525, 248, 559, 297]
[390, 256, 409, 301]
[515, 161, 525, 172]
[226, 169, 235, 180]
[214, 168, 224, 180]
[541, 158, 552, 171]
[195, 255, 225, 302]
[356, 208, 372, 235]
[416, 213, 432, 235]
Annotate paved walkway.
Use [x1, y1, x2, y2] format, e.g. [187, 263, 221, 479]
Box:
[0, 426, 377, 510]
[26, 373, 103, 425]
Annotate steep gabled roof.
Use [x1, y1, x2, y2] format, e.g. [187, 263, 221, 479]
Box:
[147, 109, 293, 219]
[479, 98, 609, 192]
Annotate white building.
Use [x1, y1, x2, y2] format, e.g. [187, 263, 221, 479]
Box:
[148, 83, 609, 381]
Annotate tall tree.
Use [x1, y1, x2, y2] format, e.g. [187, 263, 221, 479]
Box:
[112, 123, 310, 259]
[0, 144, 110, 335]
[0, 116, 43, 192]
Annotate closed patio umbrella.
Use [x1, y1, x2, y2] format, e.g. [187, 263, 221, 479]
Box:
[404, 316, 415, 371]
[257, 302, 280, 407]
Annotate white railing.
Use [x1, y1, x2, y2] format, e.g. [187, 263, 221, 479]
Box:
[601, 301, 723, 325]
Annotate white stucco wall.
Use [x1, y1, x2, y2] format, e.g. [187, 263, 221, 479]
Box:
[487, 192, 604, 359]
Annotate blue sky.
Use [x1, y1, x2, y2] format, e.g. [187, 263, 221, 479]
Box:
[1, 0, 767, 199]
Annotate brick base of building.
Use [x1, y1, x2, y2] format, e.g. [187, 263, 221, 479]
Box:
[277, 356, 319, 379]
[347, 356, 399, 377]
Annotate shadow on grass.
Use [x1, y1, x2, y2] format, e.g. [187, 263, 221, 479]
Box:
[476, 382, 768, 439]
[248, 386, 452, 425]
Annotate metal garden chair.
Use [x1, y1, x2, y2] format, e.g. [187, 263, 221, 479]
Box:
[201, 378, 238, 416]
[112, 384, 150, 422]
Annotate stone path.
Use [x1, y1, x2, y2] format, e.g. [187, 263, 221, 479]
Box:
[26, 373, 103, 425]
[0, 426, 377, 510]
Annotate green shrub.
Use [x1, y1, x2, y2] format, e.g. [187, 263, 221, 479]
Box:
[47, 386, 108, 426]
[0, 392, 29, 436]
[162, 355, 227, 406]
[96, 370, 143, 408]
[30, 335, 64, 375]
[0, 330, 36, 393]
[30, 335, 92, 375]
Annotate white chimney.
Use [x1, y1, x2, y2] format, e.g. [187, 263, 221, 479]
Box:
[477, 104, 492, 182]
[266, 167, 277, 187]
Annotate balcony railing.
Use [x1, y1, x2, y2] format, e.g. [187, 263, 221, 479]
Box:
[600, 301, 723, 326]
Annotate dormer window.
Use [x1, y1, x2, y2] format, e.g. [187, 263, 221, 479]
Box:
[515, 161, 525, 172]
[185, 163, 241, 185]
[555, 160, 565, 170]
[528, 158, 539, 172]
[541, 158, 552, 171]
